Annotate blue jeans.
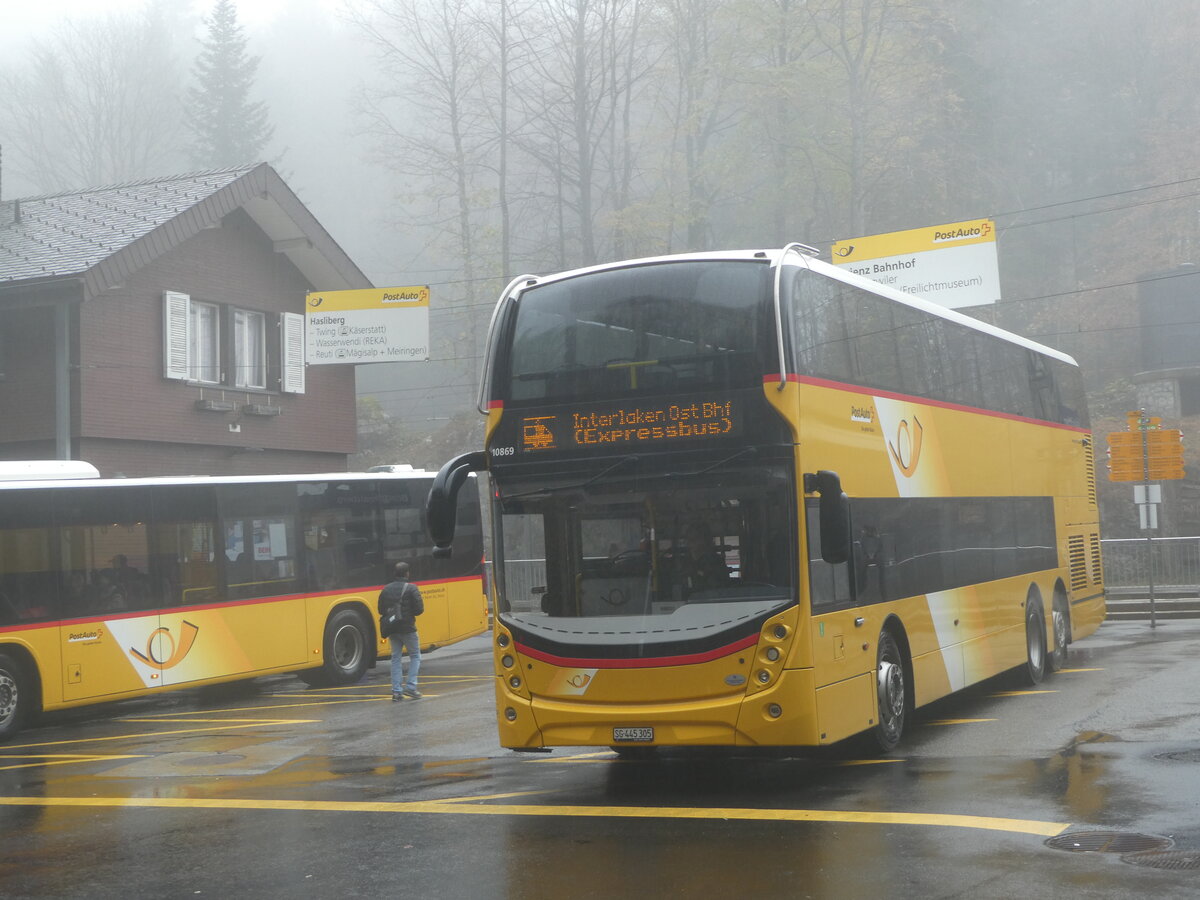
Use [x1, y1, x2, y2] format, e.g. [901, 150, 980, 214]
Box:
[389, 631, 420, 693]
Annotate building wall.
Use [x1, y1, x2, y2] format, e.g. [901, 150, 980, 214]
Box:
[71, 208, 357, 476]
[0, 306, 58, 440]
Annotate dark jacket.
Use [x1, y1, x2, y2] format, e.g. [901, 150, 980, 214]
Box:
[378, 579, 424, 634]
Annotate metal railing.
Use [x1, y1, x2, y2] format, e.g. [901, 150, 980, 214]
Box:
[1101, 536, 1200, 594]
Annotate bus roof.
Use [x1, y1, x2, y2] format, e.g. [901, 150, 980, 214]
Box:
[505, 247, 1079, 368]
[0, 468, 447, 492]
[0, 460, 101, 481]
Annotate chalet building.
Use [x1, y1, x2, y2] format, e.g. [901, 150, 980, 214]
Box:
[0, 164, 370, 476]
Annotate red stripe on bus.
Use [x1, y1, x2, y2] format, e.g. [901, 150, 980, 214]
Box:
[0, 575, 484, 632]
[488, 400, 504, 410]
[514, 633, 759, 669]
[766, 373, 1091, 434]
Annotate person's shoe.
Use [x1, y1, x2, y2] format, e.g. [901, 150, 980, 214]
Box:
[391, 692, 403, 702]
[402, 688, 422, 699]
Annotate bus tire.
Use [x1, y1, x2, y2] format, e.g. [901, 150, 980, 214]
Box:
[1048, 593, 1069, 673]
[303, 609, 372, 687]
[1024, 597, 1047, 685]
[0, 652, 32, 741]
[871, 630, 907, 753]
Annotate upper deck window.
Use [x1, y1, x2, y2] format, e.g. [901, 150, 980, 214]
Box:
[502, 260, 772, 403]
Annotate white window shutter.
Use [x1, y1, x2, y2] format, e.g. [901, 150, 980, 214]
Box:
[281, 312, 306, 394]
[163, 291, 191, 380]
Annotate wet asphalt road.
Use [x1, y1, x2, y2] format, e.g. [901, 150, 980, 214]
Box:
[1, 620, 1199, 899]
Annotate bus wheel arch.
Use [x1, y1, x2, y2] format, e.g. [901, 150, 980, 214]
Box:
[0, 647, 40, 741]
[871, 617, 912, 753]
[301, 605, 373, 687]
[1023, 586, 1047, 685]
[1048, 581, 1070, 673]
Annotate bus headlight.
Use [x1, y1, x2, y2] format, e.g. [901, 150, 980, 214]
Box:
[757, 670, 771, 684]
[505, 707, 518, 721]
[509, 675, 522, 689]
[767, 704, 783, 718]
[773, 624, 788, 639]
[497, 633, 511, 647]
[501, 654, 514, 668]
[765, 647, 781, 662]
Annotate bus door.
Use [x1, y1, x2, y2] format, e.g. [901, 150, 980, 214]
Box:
[805, 502, 877, 741]
[56, 485, 167, 702]
[170, 484, 309, 685]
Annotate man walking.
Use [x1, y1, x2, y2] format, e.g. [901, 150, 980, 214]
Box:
[378, 562, 425, 700]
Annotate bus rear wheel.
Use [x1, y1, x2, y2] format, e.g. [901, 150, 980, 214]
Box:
[1048, 595, 1069, 673]
[872, 630, 907, 753]
[1024, 599, 1047, 685]
[301, 609, 371, 687]
[0, 653, 31, 741]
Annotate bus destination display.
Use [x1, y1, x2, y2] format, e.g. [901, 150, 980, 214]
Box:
[515, 397, 741, 453]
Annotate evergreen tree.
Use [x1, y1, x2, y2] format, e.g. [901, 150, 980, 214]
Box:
[185, 0, 273, 169]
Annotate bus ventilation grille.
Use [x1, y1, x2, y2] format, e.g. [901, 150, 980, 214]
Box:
[1068, 535, 1089, 592]
[1089, 532, 1103, 586]
[1086, 445, 1097, 505]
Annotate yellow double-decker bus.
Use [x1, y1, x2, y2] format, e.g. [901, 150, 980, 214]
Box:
[428, 246, 1105, 754]
[0, 467, 487, 740]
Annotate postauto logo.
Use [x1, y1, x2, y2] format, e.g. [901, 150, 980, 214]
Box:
[128, 620, 200, 670]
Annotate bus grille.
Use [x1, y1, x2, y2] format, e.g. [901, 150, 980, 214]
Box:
[1086, 445, 1097, 506]
[1090, 532, 1104, 585]
[1069, 534, 1090, 592]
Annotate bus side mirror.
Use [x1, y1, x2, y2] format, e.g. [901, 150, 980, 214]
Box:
[804, 469, 850, 565]
[427, 451, 487, 558]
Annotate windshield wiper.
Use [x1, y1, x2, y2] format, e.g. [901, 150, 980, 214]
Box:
[663, 446, 758, 480]
[501, 455, 640, 501]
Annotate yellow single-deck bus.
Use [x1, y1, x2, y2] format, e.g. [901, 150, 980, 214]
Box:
[0, 467, 487, 740]
[428, 246, 1105, 754]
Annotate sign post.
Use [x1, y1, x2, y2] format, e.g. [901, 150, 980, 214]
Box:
[1107, 411, 1186, 627]
[304, 287, 431, 365]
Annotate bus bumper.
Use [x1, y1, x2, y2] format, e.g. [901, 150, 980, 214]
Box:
[495, 668, 822, 749]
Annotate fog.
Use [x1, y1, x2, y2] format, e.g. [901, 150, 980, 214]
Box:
[3, 0, 1200, 530]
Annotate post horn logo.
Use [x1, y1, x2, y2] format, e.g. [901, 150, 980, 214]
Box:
[129, 620, 200, 670]
[888, 416, 924, 477]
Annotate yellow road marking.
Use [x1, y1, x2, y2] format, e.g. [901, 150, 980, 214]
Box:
[927, 718, 997, 726]
[529, 751, 615, 763]
[0, 795, 1070, 836]
[0, 754, 147, 771]
[2, 718, 317, 751]
[989, 690, 1057, 697]
[423, 758, 490, 769]
[436, 790, 551, 803]
[1057, 668, 1103, 673]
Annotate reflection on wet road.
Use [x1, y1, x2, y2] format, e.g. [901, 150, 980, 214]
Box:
[1, 624, 1199, 898]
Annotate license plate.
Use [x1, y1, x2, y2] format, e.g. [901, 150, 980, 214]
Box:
[612, 727, 653, 743]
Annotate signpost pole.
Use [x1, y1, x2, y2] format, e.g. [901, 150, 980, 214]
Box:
[1143, 424, 1157, 629]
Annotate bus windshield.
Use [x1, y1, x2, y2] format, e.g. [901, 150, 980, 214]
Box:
[503, 260, 772, 403]
[492, 461, 795, 651]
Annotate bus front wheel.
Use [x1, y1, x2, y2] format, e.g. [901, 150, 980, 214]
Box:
[1024, 600, 1047, 685]
[0, 652, 32, 741]
[302, 609, 371, 687]
[872, 630, 906, 753]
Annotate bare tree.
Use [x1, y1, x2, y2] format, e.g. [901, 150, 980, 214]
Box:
[351, 0, 489, 305]
[514, 0, 644, 267]
[0, 7, 185, 193]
